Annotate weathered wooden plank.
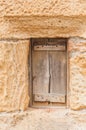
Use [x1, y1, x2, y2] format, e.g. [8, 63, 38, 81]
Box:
[49, 51, 67, 103]
[32, 50, 49, 99]
[34, 44, 65, 51]
[34, 93, 65, 103]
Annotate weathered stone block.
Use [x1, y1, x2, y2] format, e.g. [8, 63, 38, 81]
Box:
[0, 0, 86, 17]
[0, 40, 29, 112]
[0, 0, 86, 39]
[68, 37, 86, 110]
[0, 16, 86, 39]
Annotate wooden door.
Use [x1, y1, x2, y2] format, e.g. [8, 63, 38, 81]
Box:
[31, 38, 67, 106]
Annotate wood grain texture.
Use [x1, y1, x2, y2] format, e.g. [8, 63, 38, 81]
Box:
[32, 51, 49, 96]
[50, 51, 66, 95]
[34, 93, 65, 103]
[32, 39, 67, 104]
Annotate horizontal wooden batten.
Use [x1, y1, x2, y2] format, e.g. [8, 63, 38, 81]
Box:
[33, 44, 65, 51]
[32, 38, 66, 51]
[33, 93, 66, 103]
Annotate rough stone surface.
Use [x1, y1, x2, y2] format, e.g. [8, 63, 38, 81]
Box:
[0, 0, 86, 39]
[68, 37, 86, 110]
[0, 40, 29, 112]
[0, 0, 85, 114]
[0, 0, 86, 17]
[0, 16, 86, 39]
[0, 109, 85, 130]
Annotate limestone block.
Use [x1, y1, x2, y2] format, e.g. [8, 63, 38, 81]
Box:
[68, 37, 86, 110]
[0, 0, 86, 39]
[0, 0, 86, 17]
[0, 16, 86, 39]
[0, 40, 29, 112]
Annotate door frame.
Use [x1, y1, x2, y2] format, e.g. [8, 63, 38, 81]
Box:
[29, 38, 69, 108]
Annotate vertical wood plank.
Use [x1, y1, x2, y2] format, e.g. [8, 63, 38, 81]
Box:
[49, 51, 67, 103]
[32, 50, 49, 99]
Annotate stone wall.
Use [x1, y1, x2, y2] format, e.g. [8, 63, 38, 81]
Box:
[0, 0, 86, 112]
[0, 0, 86, 17]
[0, 0, 86, 39]
[0, 38, 86, 111]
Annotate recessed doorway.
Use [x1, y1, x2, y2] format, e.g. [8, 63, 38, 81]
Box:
[30, 38, 67, 107]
